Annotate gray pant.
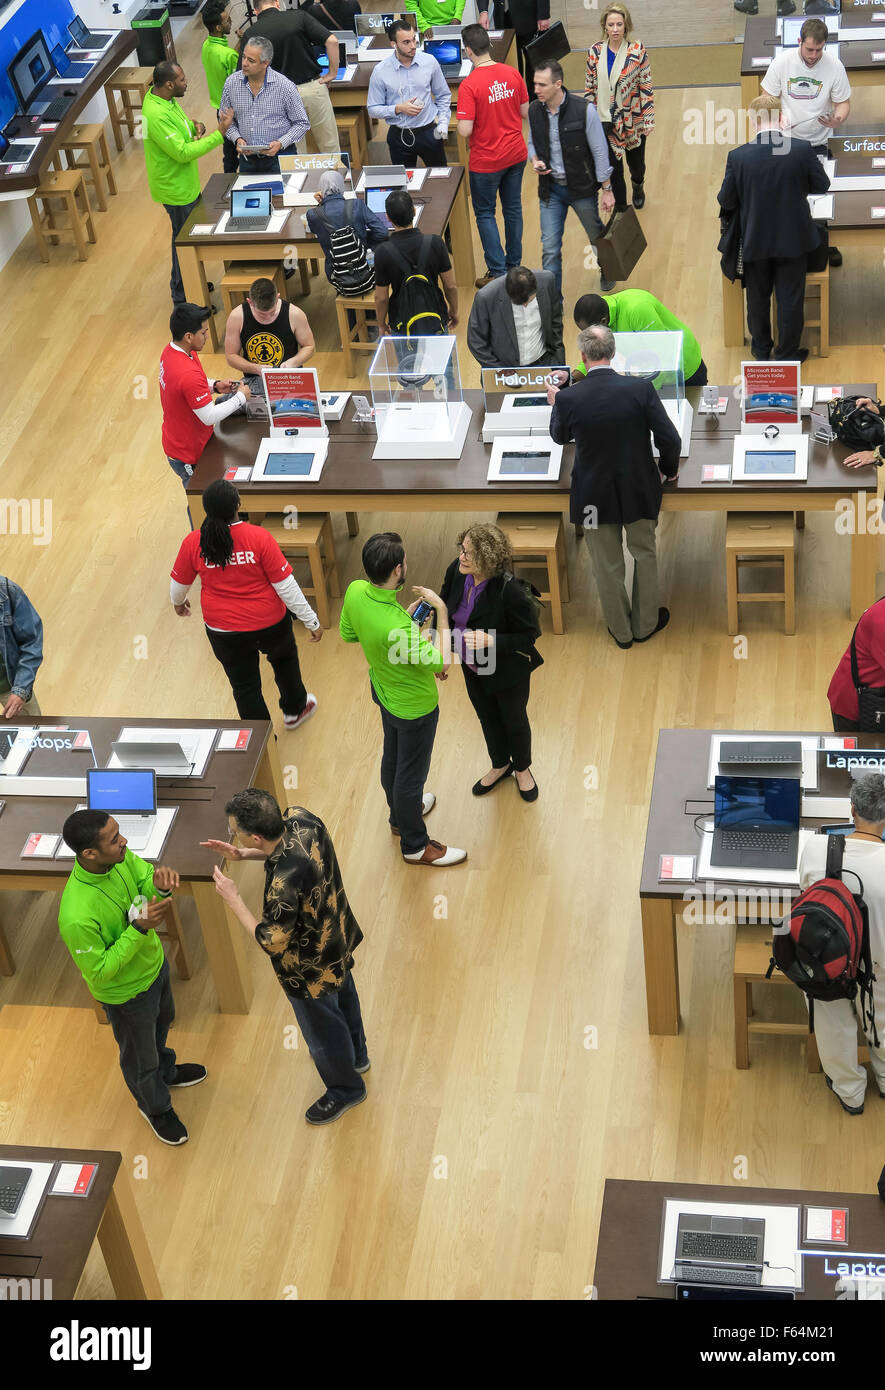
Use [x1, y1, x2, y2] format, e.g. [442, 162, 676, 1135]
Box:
[585, 519, 659, 644]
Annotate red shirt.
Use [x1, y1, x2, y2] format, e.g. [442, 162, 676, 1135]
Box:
[171, 522, 293, 631]
[828, 599, 885, 721]
[160, 343, 215, 466]
[455, 62, 528, 173]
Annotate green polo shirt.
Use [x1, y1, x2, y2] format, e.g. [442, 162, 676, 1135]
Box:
[58, 850, 167, 1005]
[576, 289, 702, 380]
[340, 579, 443, 719]
[202, 34, 239, 108]
[414, 0, 466, 28]
[142, 89, 222, 207]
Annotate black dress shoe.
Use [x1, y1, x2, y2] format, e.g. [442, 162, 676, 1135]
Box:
[631, 183, 645, 210]
[734, 0, 758, 12]
[608, 628, 633, 649]
[516, 772, 538, 802]
[828, 245, 843, 267]
[472, 763, 513, 796]
[776, 0, 796, 14]
[634, 607, 670, 643]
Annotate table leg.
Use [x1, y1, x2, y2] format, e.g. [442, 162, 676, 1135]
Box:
[448, 173, 476, 287]
[178, 244, 218, 349]
[346, 511, 359, 537]
[0, 921, 14, 976]
[189, 880, 253, 1014]
[640, 897, 680, 1035]
[850, 508, 878, 621]
[254, 738, 287, 808]
[722, 273, 745, 348]
[97, 1171, 163, 1300]
[734, 978, 750, 1069]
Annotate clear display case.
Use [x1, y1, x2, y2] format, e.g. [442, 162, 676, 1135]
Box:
[480, 364, 569, 441]
[368, 336, 472, 459]
[611, 330, 692, 457]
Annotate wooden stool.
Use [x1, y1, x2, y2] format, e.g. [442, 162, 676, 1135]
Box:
[335, 292, 380, 377]
[495, 513, 569, 634]
[104, 67, 153, 152]
[336, 112, 367, 170]
[258, 514, 340, 629]
[56, 124, 117, 211]
[220, 262, 292, 317]
[725, 512, 795, 636]
[27, 170, 96, 263]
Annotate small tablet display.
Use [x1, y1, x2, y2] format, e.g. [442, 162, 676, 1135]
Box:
[512, 395, 548, 408]
[499, 450, 553, 475]
[263, 452, 316, 476]
[731, 433, 808, 483]
[252, 436, 328, 481]
[487, 435, 562, 482]
[744, 450, 797, 476]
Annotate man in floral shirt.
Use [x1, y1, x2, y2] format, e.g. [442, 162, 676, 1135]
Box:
[204, 787, 368, 1125]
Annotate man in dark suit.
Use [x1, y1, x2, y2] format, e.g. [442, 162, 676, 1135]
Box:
[548, 325, 681, 649]
[479, 0, 549, 85]
[717, 98, 830, 361]
[467, 267, 564, 369]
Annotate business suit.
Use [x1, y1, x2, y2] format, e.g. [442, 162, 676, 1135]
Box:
[485, 0, 549, 84]
[550, 366, 681, 643]
[717, 132, 830, 359]
[466, 271, 564, 369]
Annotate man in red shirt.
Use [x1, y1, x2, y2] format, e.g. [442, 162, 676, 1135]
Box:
[457, 23, 529, 290]
[159, 302, 251, 488]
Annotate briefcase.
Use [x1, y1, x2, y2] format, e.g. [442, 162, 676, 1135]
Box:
[524, 21, 570, 64]
[595, 207, 647, 282]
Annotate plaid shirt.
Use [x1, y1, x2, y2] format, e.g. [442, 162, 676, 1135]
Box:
[220, 66, 309, 151]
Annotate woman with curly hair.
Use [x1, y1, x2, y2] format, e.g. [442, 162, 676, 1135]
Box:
[584, 3, 654, 212]
[438, 523, 543, 802]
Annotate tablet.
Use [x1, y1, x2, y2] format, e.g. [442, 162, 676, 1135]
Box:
[487, 435, 562, 482]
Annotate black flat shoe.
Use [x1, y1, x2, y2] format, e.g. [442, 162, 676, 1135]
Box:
[631, 184, 645, 210]
[516, 773, 538, 802]
[634, 607, 670, 643]
[608, 628, 633, 649]
[472, 764, 513, 796]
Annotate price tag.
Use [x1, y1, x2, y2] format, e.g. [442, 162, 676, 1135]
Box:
[752, 56, 769, 67]
[872, 207, 885, 218]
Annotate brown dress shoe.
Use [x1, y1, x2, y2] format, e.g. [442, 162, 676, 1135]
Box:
[402, 839, 467, 866]
[474, 273, 496, 289]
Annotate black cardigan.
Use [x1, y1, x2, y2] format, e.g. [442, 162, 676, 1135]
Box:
[439, 559, 543, 692]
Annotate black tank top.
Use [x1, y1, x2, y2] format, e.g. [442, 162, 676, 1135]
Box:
[239, 299, 301, 368]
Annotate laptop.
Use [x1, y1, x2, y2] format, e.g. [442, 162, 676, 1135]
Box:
[423, 37, 465, 77]
[711, 774, 801, 870]
[675, 1213, 765, 1288]
[87, 768, 157, 851]
[50, 43, 95, 82]
[0, 133, 38, 166]
[68, 15, 116, 50]
[7, 32, 77, 122]
[227, 186, 273, 233]
[718, 740, 803, 777]
[0, 1165, 31, 1218]
[111, 739, 192, 774]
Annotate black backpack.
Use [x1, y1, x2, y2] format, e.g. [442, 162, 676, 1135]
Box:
[315, 204, 375, 297]
[828, 396, 885, 452]
[387, 238, 449, 338]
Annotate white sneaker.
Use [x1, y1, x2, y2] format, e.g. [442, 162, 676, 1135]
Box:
[402, 839, 468, 866]
[284, 694, 317, 731]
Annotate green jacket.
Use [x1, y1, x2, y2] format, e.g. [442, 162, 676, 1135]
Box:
[142, 89, 222, 207]
[58, 850, 168, 1005]
[340, 579, 443, 719]
[576, 289, 702, 381]
[415, 0, 466, 28]
[202, 34, 239, 108]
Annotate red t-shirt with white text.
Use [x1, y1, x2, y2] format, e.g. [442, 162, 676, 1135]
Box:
[160, 343, 214, 466]
[171, 522, 294, 631]
[456, 62, 528, 173]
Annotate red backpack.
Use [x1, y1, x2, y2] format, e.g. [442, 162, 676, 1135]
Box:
[766, 834, 879, 1041]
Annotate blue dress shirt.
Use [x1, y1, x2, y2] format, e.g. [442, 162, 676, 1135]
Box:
[367, 50, 452, 131]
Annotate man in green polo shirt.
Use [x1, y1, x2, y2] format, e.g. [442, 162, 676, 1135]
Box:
[574, 289, 707, 386]
[58, 809, 206, 1146]
[340, 532, 467, 867]
[143, 59, 234, 304]
[201, 0, 240, 174]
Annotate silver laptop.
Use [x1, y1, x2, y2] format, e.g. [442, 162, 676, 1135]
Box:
[227, 186, 273, 233]
[111, 740, 192, 773]
[87, 768, 157, 851]
[363, 164, 408, 189]
[675, 1213, 765, 1287]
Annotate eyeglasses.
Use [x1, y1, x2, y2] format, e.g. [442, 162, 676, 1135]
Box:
[458, 544, 472, 558]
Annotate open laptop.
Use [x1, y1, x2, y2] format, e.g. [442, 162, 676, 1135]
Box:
[711, 775, 801, 870]
[68, 15, 116, 51]
[50, 43, 95, 82]
[0, 132, 39, 166]
[423, 37, 467, 78]
[7, 31, 77, 122]
[87, 768, 157, 851]
[718, 740, 803, 779]
[675, 1213, 765, 1288]
[227, 186, 273, 233]
[111, 739, 193, 774]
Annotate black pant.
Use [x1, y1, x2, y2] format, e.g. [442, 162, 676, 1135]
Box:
[607, 133, 646, 208]
[163, 196, 200, 305]
[685, 360, 709, 386]
[206, 614, 307, 721]
[371, 684, 439, 855]
[832, 712, 860, 733]
[462, 667, 532, 772]
[387, 122, 447, 170]
[103, 958, 177, 1118]
[744, 254, 807, 360]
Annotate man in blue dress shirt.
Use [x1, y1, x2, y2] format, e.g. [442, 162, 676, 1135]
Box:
[220, 35, 309, 173]
[367, 19, 451, 169]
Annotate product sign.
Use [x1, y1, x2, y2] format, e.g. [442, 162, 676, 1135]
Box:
[741, 361, 800, 427]
[261, 368, 325, 435]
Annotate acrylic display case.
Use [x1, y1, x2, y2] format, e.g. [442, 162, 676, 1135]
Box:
[368, 335, 471, 459]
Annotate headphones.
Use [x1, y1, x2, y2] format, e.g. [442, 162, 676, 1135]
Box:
[763, 423, 780, 440]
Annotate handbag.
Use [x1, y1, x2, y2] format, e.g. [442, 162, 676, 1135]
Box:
[850, 609, 885, 731]
[524, 21, 570, 64]
[595, 206, 647, 281]
[828, 396, 885, 452]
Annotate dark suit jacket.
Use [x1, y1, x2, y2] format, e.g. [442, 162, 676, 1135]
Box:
[490, 0, 549, 36]
[466, 271, 564, 369]
[549, 367, 682, 527]
[439, 561, 543, 691]
[716, 134, 830, 263]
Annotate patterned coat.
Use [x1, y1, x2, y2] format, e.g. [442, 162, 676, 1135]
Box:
[584, 40, 654, 156]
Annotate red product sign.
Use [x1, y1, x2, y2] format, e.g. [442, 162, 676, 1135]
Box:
[262, 369, 323, 433]
[742, 362, 800, 426]
[73, 731, 90, 749]
[75, 1164, 96, 1195]
[235, 729, 251, 749]
[831, 1209, 847, 1241]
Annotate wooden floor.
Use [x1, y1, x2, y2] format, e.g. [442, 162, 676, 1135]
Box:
[1, 18, 884, 1300]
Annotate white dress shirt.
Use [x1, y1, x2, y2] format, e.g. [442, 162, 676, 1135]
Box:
[512, 297, 545, 365]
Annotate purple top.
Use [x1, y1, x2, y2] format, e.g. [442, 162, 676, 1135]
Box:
[450, 573, 488, 674]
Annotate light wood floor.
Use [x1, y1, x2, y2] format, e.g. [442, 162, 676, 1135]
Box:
[1, 17, 884, 1300]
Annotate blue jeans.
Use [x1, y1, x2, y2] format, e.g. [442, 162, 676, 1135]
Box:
[371, 684, 439, 855]
[285, 971, 368, 1104]
[103, 958, 177, 1118]
[469, 161, 524, 278]
[539, 180, 604, 295]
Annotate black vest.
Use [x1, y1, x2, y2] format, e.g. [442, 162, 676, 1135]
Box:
[239, 299, 301, 369]
[528, 89, 600, 204]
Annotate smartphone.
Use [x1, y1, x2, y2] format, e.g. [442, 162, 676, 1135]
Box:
[412, 599, 433, 624]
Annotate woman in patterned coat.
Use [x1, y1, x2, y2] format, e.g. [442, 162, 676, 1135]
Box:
[584, 2, 654, 213]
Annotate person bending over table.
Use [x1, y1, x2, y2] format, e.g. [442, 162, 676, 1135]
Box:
[573, 290, 707, 386]
[0, 575, 43, 718]
[584, 3, 654, 213]
[367, 19, 451, 170]
[220, 36, 310, 174]
[438, 524, 543, 801]
[170, 478, 322, 731]
[160, 303, 250, 491]
[224, 276, 315, 403]
[467, 266, 563, 370]
[204, 788, 370, 1126]
[59, 810, 205, 1148]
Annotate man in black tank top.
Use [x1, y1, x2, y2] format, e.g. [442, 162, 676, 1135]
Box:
[223, 276, 315, 399]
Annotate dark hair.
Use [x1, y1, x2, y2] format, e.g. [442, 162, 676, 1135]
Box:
[249, 276, 278, 311]
[574, 293, 610, 328]
[385, 189, 414, 228]
[362, 531, 404, 585]
[461, 23, 490, 55]
[505, 267, 537, 306]
[534, 60, 564, 84]
[63, 809, 110, 854]
[153, 60, 180, 88]
[200, 478, 238, 569]
[800, 17, 829, 45]
[170, 302, 210, 340]
[389, 17, 416, 39]
[202, 0, 228, 32]
[225, 788, 285, 839]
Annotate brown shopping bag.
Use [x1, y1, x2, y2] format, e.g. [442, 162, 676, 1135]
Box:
[595, 207, 647, 282]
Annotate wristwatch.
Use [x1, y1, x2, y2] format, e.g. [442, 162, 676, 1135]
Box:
[602, 182, 612, 191]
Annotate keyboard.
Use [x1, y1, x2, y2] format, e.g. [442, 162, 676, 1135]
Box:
[115, 815, 156, 847]
[0, 1166, 31, 1217]
[679, 1263, 761, 1286]
[680, 1231, 761, 1261]
[227, 216, 271, 232]
[37, 95, 76, 122]
[720, 831, 791, 851]
[720, 745, 802, 764]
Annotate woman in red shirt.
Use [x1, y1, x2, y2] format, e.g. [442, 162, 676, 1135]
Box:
[828, 598, 885, 733]
[170, 479, 322, 730]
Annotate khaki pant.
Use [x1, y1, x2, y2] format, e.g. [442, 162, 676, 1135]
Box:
[585, 519, 660, 644]
[297, 79, 340, 157]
